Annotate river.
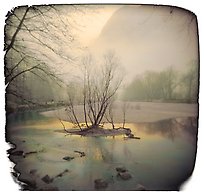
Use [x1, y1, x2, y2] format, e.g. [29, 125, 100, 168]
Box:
[6, 110, 197, 190]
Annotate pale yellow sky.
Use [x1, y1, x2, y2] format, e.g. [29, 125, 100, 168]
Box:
[74, 5, 121, 45]
[17, 5, 198, 83]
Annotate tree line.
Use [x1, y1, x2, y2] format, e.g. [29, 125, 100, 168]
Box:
[122, 62, 198, 103]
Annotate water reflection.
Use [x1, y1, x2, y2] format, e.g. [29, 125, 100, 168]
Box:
[7, 111, 49, 126]
[133, 117, 197, 144]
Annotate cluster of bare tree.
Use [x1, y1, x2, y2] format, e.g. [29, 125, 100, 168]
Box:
[123, 62, 198, 103]
[65, 52, 123, 130]
[4, 5, 84, 111]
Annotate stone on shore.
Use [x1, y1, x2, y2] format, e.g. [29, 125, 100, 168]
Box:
[94, 179, 108, 189]
[10, 150, 24, 156]
[116, 167, 127, 173]
[41, 175, 53, 184]
[29, 169, 37, 175]
[117, 172, 132, 180]
[135, 184, 146, 191]
[19, 175, 36, 188]
[63, 156, 75, 161]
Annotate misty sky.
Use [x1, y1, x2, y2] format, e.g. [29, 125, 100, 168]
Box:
[67, 5, 199, 82]
[13, 5, 198, 84]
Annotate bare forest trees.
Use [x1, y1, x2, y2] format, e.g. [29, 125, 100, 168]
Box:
[123, 63, 198, 103]
[4, 5, 82, 109]
[181, 61, 198, 102]
[65, 52, 123, 130]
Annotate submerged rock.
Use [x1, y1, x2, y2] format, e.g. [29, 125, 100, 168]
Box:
[41, 175, 53, 184]
[63, 156, 75, 161]
[19, 175, 36, 188]
[94, 179, 108, 189]
[55, 169, 69, 178]
[116, 167, 127, 173]
[29, 169, 37, 175]
[10, 150, 24, 156]
[117, 172, 132, 180]
[74, 150, 86, 157]
[135, 184, 146, 191]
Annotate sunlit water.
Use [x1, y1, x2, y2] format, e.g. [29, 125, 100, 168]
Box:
[6, 111, 197, 190]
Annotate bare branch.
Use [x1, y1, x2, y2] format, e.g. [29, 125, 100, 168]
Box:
[5, 7, 29, 54]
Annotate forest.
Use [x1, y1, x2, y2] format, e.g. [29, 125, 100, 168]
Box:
[122, 63, 198, 103]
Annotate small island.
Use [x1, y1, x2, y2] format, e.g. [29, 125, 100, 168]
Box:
[66, 127, 132, 137]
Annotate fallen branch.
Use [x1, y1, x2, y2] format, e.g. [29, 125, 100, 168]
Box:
[58, 118, 69, 133]
[74, 150, 85, 157]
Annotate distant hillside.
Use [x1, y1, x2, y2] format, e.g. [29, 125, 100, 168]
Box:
[90, 5, 198, 81]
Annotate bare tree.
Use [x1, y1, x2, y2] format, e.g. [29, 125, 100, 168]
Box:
[104, 98, 116, 129]
[86, 52, 122, 129]
[65, 83, 83, 130]
[181, 61, 198, 102]
[66, 52, 123, 130]
[122, 101, 128, 129]
[4, 5, 84, 108]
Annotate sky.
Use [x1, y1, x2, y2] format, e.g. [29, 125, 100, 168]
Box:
[6, 4, 198, 84]
[74, 5, 120, 45]
[74, 5, 199, 82]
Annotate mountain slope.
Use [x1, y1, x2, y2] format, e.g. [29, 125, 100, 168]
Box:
[90, 5, 198, 80]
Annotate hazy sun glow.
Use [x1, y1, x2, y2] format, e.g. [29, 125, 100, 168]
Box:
[74, 5, 121, 45]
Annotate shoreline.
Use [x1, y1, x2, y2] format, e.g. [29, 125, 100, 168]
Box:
[41, 102, 198, 124]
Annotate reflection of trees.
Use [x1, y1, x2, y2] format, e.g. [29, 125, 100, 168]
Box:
[90, 138, 115, 163]
[134, 117, 198, 143]
[173, 117, 197, 138]
[151, 119, 176, 141]
[135, 119, 177, 141]
[89, 137, 133, 165]
[82, 137, 116, 186]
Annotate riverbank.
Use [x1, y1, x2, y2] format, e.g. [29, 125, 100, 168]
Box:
[41, 101, 198, 123]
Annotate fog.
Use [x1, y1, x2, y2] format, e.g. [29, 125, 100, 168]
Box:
[89, 5, 198, 81]
[5, 4, 199, 109]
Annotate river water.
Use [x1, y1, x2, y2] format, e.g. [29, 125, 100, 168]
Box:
[6, 111, 197, 191]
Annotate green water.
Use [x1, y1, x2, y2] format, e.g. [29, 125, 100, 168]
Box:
[6, 111, 197, 190]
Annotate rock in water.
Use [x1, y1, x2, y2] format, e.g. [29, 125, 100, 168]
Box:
[29, 169, 37, 175]
[10, 150, 24, 156]
[136, 184, 146, 191]
[41, 175, 53, 184]
[128, 133, 135, 138]
[74, 150, 86, 157]
[19, 175, 36, 188]
[116, 167, 127, 173]
[63, 156, 74, 161]
[117, 172, 132, 180]
[94, 179, 108, 189]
